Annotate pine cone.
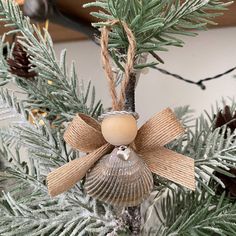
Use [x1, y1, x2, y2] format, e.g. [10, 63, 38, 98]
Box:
[213, 105, 236, 198]
[214, 169, 236, 197]
[214, 105, 236, 134]
[7, 42, 37, 78]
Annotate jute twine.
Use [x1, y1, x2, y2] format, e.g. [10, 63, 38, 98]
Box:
[101, 20, 136, 111]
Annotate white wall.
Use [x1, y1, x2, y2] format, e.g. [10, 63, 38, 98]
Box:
[54, 27, 236, 123]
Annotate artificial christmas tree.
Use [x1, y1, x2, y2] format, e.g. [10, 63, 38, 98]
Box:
[0, 0, 236, 235]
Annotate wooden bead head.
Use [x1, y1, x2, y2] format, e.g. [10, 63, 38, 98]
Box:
[101, 113, 138, 146]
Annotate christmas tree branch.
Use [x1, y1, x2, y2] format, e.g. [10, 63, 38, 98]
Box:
[0, 90, 123, 236]
[123, 73, 136, 112]
[144, 188, 236, 235]
[122, 71, 141, 234]
[170, 103, 236, 195]
[0, 1, 102, 125]
[85, 0, 232, 70]
[0, 138, 122, 235]
[0, 190, 119, 236]
[0, 89, 82, 173]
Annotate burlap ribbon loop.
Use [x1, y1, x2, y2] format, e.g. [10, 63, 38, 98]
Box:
[47, 108, 195, 197]
[135, 108, 185, 151]
[64, 113, 106, 153]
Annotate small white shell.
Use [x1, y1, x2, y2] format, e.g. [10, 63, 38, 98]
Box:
[85, 146, 153, 207]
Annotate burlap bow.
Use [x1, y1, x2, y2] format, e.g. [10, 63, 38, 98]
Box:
[47, 108, 195, 197]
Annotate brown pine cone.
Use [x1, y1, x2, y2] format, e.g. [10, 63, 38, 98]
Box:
[214, 105, 236, 134]
[214, 169, 236, 197]
[213, 105, 236, 198]
[7, 42, 37, 79]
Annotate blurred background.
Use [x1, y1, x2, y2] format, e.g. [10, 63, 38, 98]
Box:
[4, 0, 236, 123]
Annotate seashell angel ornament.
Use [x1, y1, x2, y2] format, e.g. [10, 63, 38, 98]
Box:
[47, 20, 195, 207]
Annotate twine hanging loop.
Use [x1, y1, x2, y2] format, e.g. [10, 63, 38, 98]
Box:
[101, 20, 136, 111]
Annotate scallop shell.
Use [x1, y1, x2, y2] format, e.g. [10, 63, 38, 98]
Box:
[84, 146, 153, 207]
